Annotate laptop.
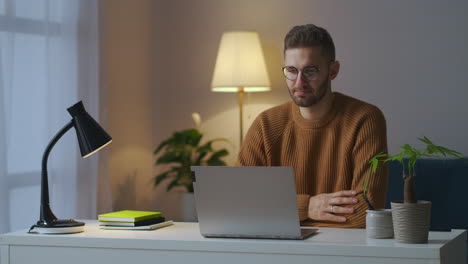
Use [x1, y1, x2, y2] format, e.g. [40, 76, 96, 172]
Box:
[191, 166, 318, 240]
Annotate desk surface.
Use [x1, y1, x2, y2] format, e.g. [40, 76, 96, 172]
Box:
[1, 220, 466, 260]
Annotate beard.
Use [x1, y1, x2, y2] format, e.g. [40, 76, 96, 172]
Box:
[288, 76, 330, 107]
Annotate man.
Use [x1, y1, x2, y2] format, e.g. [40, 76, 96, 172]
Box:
[237, 24, 388, 228]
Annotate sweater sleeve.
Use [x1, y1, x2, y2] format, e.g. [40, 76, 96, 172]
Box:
[236, 114, 268, 166]
[306, 107, 388, 228]
[236, 112, 311, 222]
[346, 107, 388, 228]
[297, 195, 311, 221]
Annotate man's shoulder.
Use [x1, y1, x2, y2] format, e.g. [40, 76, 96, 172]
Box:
[262, 101, 293, 114]
[239, 102, 293, 154]
[257, 101, 293, 125]
[248, 101, 293, 143]
[336, 92, 385, 119]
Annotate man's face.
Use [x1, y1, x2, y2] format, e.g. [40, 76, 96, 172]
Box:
[284, 47, 336, 107]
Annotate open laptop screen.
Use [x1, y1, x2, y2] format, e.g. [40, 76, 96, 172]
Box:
[192, 166, 316, 239]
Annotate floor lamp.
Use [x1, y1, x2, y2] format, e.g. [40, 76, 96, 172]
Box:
[211, 31, 271, 144]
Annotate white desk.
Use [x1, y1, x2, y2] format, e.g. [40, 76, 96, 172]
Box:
[0, 221, 466, 264]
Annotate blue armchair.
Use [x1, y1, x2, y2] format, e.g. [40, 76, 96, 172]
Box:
[386, 158, 468, 231]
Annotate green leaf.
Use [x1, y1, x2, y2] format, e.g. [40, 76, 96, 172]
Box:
[154, 128, 230, 192]
[385, 152, 404, 163]
[153, 171, 175, 186]
[364, 152, 388, 195]
[382, 137, 465, 179]
[176, 129, 203, 147]
[196, 141, 214, 153]
[209, 149, 229, 160]
[401, 144, 413, 152]
[418, 136, 433, 145]
[194, 152, 208, 165]
[408, 154, 418, 171]
[154, 137, 175, 154]
[446, 149, 463, 159]
[156, 152, 183, 165]
[363, 170, 371, 195]
[419, 136, 464, 160]
[166, 179, 181, 191]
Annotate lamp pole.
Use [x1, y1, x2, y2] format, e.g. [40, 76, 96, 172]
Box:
[238, 87, 244, 144]
[39, 121, 74, 225]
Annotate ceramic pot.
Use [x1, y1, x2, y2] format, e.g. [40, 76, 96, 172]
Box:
[366, 209, 393, 239]
[180, 192, 198, 222]
[391, 200, 431, 244]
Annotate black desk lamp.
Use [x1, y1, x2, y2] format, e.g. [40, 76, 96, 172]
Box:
[29, 101, 112, 234]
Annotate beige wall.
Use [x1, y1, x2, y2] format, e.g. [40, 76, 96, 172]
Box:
[152, 0, 468, 155]
[102, 0, 468, 218]
[153, 0, 293, 166]
[154, 0, 468, 219]
[151, 0, 293, 219]
[101, 0, 155, 212]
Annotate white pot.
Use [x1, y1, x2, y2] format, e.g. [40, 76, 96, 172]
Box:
[179, 192, 198, 222]
[366, 209, 393, 239]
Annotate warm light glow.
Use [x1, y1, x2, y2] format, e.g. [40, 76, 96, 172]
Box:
[83, 140, 112, 158]
[211, 31, 271, 93]
[212, 87, 270, 92]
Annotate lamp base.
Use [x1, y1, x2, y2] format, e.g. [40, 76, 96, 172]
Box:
[29, 219, 85, 234]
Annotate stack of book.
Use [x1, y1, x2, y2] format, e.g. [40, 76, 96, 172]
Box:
[98, 210, 173, 230]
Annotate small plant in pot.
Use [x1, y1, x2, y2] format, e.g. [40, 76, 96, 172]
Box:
[364, 137, 463, 243]
[153, 114, 229, 192]
[363, 153, 394, 239]
[153, 113, 230, 221]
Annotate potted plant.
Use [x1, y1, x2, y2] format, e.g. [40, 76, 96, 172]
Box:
[363, 153, 393, 239]
[153, 128, 229, 192]
[363, 137, 463, 243]
[153, 113, 230, 221]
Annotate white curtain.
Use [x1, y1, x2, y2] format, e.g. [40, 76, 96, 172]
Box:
[0, 0, 110, 233]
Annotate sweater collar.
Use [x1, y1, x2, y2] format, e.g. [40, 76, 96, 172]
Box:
[291, 92, 341, 129]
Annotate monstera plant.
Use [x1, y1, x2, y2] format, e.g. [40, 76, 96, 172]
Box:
[153, 114, 229, 193]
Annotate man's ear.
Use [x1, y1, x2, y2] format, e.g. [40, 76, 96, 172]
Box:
[329, 61, 340, 80]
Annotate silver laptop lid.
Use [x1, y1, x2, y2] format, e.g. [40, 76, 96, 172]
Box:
[191, 166, 302, 239]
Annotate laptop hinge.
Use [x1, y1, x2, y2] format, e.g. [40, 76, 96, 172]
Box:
[191, 171, 196, 182]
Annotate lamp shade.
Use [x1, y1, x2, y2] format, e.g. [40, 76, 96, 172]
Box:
[67, 101, 112, 158]
[211, 31, 271, 92]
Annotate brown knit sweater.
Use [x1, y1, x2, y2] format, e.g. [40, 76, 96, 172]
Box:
[236, 92, 388, 228]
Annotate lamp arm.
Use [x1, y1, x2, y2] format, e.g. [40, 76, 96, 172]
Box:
[39, 120, 74, 224]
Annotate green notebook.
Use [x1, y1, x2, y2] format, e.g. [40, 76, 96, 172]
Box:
[98, 210, 162, 222]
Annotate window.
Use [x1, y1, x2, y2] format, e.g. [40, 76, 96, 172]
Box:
[0, 0, 98, 233]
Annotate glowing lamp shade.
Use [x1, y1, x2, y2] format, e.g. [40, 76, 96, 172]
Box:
[211, 31, 271, 143]
[211, 31, 271, 92]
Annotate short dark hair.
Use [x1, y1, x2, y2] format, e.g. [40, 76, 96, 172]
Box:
[284, 24, 336, 61]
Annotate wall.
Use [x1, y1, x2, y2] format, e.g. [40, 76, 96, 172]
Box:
[102, 0, 155, 212]
[153, 0, 468, 157]
[104, 0, 468, 218]
[152, 0, 468, 219]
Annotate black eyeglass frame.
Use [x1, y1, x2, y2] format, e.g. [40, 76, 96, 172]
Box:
[281, 65, 321, 81]
[282, 60, 336, 81]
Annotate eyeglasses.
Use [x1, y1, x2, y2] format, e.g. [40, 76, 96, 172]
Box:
[282, 66, 320, 81]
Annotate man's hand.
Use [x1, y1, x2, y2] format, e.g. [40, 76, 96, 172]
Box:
[307, 190, 358, 222]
